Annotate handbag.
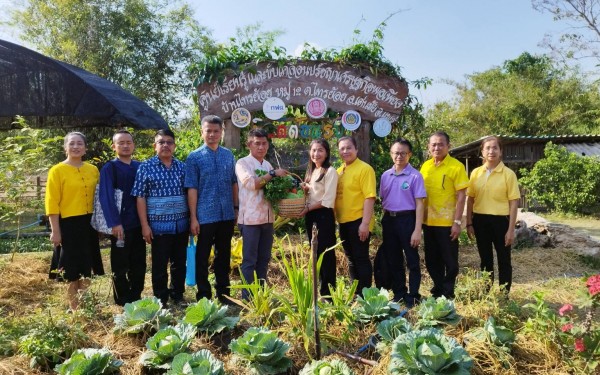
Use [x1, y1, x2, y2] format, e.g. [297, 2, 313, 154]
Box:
[185, 235, 196, 286]
[91, 161, 123, 235]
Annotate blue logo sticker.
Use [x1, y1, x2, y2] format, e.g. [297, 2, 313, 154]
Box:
[402, 181, 410, 190]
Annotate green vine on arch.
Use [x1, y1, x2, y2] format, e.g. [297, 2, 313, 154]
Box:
[188, 18, 409, 87]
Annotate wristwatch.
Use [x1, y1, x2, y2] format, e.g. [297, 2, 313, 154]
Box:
[453, 219, 462, 226]
[269, 169, 276, 177]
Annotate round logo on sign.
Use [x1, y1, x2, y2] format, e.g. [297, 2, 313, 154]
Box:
[306, 98, 327, 119]
[263, 97, 286, 120]
[373, 118, 392, 137]
[341, 110, 361, 131]
[231, 108, 251, 128]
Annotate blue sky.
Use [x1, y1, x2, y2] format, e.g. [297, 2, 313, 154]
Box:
[192, 0, 572, 107]
[0, 0, 577, 107]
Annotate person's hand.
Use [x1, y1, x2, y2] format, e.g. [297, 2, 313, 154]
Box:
[190, 218, 200, 236]
[300, 182, 310, 193]
[505, 229, 515, 246]
[111, 224, 124, 241]
[297, 206, 309, 218]
[467, 225, 475, 240]
[142, 224, 153, 244]
[358, 222, 370, 242]
[274, 168, 288, 177]
[410, 230, 421, 248]
[50, 230, 61, 247]
[450, 223, 461, 241]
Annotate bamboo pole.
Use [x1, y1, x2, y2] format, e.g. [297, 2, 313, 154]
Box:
[311, 222, 321, 359]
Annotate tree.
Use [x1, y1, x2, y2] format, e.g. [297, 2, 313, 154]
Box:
[533, 0, 600, 65]
[8, 0, 215, 121]
[520, 142, 600, 214]
[427, 52, 600, 145]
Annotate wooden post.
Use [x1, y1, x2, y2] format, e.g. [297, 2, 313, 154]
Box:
[355, 120, 371, 165]
[222, 119, 241, 150]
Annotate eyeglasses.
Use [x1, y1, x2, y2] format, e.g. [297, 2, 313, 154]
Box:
[156, 140, 175, 146]
[391, 152, 409, 158]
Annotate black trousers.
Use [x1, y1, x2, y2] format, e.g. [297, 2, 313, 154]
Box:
[110, 226, 147, 306]
[339, 218, 372, 296]
[305, 207, 337, 298]
[423, 225, 459, 298]
[473, 213, 512, 292]
[195, 220, 234, 300]
[151, 231, 188, 304]
[381, 212, 421, 303]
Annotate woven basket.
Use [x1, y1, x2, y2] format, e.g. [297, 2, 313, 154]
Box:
[277, 172, 306, 218]
[277, 196, 306, 218]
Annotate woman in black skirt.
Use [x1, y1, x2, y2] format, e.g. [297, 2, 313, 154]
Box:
[45, 132, 104, 310]
[298, 139, 338, 299]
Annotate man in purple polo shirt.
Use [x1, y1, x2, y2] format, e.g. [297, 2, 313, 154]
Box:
[379, 138, 427, 308]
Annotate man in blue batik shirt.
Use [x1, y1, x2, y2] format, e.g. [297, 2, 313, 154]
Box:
[185, 115, 238, 304]
[99, 130, 146, 306]
[132, 129, 189, 306]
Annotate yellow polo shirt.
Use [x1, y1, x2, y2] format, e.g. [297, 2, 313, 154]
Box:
[45, 162, 99, 218]
[335, 158, 376, 230]
[467, 161, 520, 215]
[421, 155, 469, 227]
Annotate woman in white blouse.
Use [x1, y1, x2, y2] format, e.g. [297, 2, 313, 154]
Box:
[299, 138, 339, 299]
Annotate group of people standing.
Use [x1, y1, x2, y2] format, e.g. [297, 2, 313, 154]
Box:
[45, 117, 519, 311]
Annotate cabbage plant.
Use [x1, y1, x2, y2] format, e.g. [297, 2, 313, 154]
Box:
[299, 358, 355, 375]
[54, 348, 123, 375]
[166, 350, 224, 375]
[352, 287, 400, 323]
[465, 316, 515, 348]
[375, 316, 412, 353]
[139, 323, 197, 369]
[229, 327, 292, 375]
[113, 297, 172, 335]
[389, 328, 473, 375]
[416, 296, 460, 327]
[182, 298, 239, 336]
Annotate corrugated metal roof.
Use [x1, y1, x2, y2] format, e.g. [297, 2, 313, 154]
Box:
[563, 142, 600, 157]
[451, 134, 600, 155]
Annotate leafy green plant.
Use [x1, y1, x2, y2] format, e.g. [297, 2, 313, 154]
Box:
[113, 297, 173, 335]
[182, 298, 239, 336]
[520, 143, 600, 214]
[255, 170, 298, 212]
[327, 276, 359, 325]
[352, 287, 399, 323]
[299, 358, 355, 375]
[465, 317, 515, 348]
[54, 348, 123, 375]
[0, 311, 28, 356]
[140, 323, 197, 369]
[376, 316, 412, 353]
[388, 328, 473, 375]
[228, 271, 279, 326]
[19, 315, 88, 369]
[555, 274, 600, 373]
[229, 327, 292, 375]
[416, 296, 461, 327]
[166, 350, 225, 375]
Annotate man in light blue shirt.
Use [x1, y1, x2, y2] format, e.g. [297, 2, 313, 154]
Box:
[185, 115, 238, 304]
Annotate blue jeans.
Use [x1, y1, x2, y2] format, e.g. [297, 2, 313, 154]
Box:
[239, 223, 274, 300]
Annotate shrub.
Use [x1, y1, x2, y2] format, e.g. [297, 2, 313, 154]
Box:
[520, 143, 600, 214]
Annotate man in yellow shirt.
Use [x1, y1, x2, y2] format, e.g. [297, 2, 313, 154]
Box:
[335, 136, 376, 296]
[420, 131, 469, 299]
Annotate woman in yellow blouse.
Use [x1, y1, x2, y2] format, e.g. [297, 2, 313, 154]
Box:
[45, 132, 104, 310]
[466, 136, 520, 293]
[298, 139, 338, 299]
